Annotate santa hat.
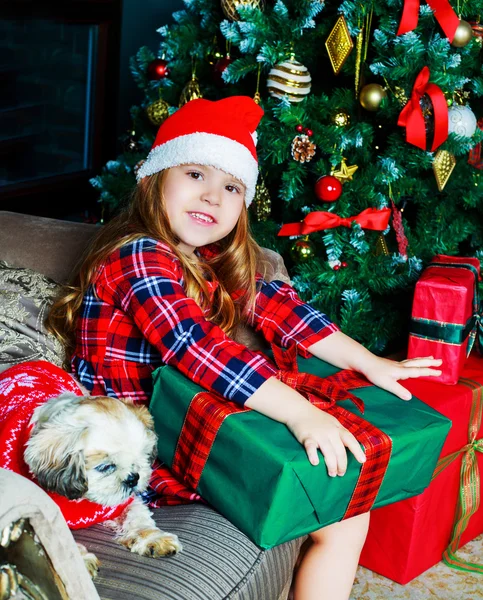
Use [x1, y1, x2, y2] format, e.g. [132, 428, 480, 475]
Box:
[136, 96, 263, 206]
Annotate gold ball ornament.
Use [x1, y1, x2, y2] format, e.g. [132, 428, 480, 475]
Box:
[267, 58, 311, 103]
[290, 239, 315, 263]
[146, 97, 170, 126]
[221, 0, 265, 21]
[359, 84, 387, 112]
[332, 110, 351, 127]
[451, 20, 474, 47]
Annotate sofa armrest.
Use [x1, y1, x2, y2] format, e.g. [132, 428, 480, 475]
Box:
[0, 468, 99, 600]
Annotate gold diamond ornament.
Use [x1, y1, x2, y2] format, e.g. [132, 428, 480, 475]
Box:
[325, 15, 354, 75]
[433, 150, 456, 191]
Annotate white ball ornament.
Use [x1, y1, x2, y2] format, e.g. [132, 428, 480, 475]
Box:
[448, 105, 477, 138]
[267, 58, 311, 103]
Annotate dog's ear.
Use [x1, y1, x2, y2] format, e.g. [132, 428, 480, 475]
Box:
[30, 393, 85, 429]
[34, 450, 88, 500]
[25, 392, 89, 500]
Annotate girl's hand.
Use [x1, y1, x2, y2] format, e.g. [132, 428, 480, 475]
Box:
[361, 356, 442, 401]
[285, 404, 366, 475]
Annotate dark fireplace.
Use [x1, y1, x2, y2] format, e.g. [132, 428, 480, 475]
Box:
[0, 1, 121, 218]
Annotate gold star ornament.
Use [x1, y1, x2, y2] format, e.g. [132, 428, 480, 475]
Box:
[331, 157, 358, 183]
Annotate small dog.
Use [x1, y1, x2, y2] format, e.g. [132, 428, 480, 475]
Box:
[0, 361, 181, 578]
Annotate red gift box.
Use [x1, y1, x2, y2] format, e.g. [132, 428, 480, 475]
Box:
[359, 354, 483, 584]
[408, 255, 480, 385]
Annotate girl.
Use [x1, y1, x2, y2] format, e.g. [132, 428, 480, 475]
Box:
[47, 96, 441, 600]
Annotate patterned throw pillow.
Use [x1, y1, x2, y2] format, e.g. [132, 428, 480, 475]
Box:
[0, 262, 66, 373]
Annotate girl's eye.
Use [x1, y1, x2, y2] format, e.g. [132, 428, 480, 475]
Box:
[95, 464, 116, 474]
[226, 185, 241, 194]
[188, 171, 202, 180]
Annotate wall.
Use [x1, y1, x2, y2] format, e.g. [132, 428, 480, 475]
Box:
[118, 0, 183, 136]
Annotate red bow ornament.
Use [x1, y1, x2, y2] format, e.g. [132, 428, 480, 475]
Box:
[398, 0, 459, 42]
[278, 207, 391, 237]
[398, 66, 448, 152]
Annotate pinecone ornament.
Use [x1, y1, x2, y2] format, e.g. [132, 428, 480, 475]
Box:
[291, 134, 316, 163]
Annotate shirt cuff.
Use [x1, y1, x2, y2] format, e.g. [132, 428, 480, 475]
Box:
[293, 323, 340, 358]
[228, 358, 278, 405]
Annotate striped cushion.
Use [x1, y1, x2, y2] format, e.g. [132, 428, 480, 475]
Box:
[73, 503, 304, 600]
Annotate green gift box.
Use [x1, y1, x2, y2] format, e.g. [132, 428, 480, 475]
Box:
[150, 355, 451, 549]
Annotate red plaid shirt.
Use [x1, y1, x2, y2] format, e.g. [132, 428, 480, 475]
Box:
[72, 238, 338, 405]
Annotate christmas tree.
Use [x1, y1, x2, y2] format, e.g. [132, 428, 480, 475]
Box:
[90, 0, 483, 353]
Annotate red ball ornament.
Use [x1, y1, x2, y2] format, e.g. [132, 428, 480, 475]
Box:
[147, 58, 170, 80]
[341, 261, 348, 268]
[315, 175, 343, 202]
[305, 128, 313, 137]
[212, 56, 233, 85]
[296, 124, 304, 133]
[333, 264, 341, 271]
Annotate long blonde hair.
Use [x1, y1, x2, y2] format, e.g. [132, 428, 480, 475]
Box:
[46, 170, 263, 360]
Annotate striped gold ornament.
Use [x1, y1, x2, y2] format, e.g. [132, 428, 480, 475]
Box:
[221, 0, 265, 21]
[267, 58, 311, 103]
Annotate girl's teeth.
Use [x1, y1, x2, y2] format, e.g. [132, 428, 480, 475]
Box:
[191, 213, 213, 223]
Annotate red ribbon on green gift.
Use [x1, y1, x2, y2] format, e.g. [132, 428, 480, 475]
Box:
[278, 207, 391, 237]
[171, 343, 392, 522]
[431, 378, 483, 574]
[397, 0, 459, 41]
[398, 66, 448, 152]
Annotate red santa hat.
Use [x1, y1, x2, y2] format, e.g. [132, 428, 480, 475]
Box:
[136, 96, 263, 206]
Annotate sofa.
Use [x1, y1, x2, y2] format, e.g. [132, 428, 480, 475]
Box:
[0, 210, 305, 600]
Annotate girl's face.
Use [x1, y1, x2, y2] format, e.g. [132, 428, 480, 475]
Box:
[162, 164, 246, 256]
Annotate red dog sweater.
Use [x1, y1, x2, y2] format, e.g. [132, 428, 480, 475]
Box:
[0, 361, 132, 529]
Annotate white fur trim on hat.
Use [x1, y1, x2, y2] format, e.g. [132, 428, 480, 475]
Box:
[136, 132, 259, 207]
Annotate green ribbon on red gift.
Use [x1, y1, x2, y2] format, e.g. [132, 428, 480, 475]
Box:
[431, 378, 483, 574]
[410, 260, 483, 356]
[397, 0, 459, 41]
[171, 343, 393, 522]
[398, 66, 448, 151]
[278, 207, 391, 237]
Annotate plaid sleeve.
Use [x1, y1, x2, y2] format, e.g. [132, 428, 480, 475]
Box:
[97, 239, 276, 405]
[250, 278, 340, 357]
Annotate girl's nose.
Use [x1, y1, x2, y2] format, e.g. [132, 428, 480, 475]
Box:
[201, 189, 220, 205]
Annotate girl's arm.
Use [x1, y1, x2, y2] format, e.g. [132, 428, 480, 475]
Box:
[307, 331, 442, 401]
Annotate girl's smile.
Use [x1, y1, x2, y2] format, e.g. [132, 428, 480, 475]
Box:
[163, 164, 245, 255]
[187, 211, 218, 225]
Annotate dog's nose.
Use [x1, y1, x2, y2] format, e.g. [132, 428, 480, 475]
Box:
[125, 472, 140, 488]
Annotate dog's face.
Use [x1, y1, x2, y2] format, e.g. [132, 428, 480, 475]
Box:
[24, 393, 158, 507]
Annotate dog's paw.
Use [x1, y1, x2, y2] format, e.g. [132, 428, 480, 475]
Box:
[121, 529, 182, 558]
[77, 543, 100, 579]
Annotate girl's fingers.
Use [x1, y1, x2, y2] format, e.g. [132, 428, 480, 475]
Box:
[397, 367, 442, 380]
[331, 437, 348, 476]
[401, 358, 442, 368]
[304, 438, 320, 466]
[383, 380, 412, 401]
[318, 441, 339, 477]
[340, 429, 366, 464]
